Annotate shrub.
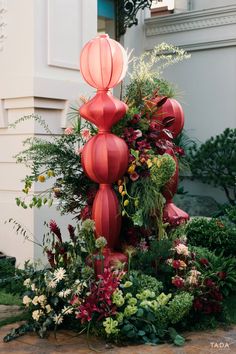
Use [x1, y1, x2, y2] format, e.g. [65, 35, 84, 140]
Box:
[189, 128, 236, 205]
[186, 217, 236, 256]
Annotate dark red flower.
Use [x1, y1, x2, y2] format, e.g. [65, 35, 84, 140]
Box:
[130, 172, 139, 181]
[204, 278, 215, 287]
[49, 220, 62, 243]
[75, 268, 124, 323]
[80, 205, 92, 221]
[130, 114, 141, 125]
[172, 276, 184, 288]
[87, 188, 97, 205]
[199, 258, 209, 266]
[172, 260, 181, 269]
[68, 224, 76, 242]
[46, 250, 55, 268]
[193, 298, 203, 311]
[217, 271, 227, 280]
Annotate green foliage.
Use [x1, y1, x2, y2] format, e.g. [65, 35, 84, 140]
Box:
[167, 292, 193, 324]
[186, 217, 236, 256]
[189, 128, 236, 205]
[191, 246, 236, 297]
[131, 239, 172, 279]
[0, 291, 22, 306]
[128, 271, 163, 295]
[0, 258, 15, 278]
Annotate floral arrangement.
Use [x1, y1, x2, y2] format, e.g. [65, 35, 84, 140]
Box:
[5, 43, 236, 346]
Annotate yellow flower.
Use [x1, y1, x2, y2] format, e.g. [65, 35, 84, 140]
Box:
[146, 159, 153, 168]
[38, 175, 45, 183]
[128, 164, 135, 174]
[156, 159, 162, 168]
[47, 170, 55, 177]
[124, 199, 129, 206]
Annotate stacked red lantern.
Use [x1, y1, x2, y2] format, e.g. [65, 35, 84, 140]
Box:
[80, 34, 129, 265]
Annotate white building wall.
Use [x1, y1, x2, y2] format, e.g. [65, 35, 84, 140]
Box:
[0, 0, 97, 266]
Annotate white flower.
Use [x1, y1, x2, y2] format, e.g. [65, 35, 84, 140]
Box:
[59, 289, 72, 298]
[175, 243, 189, 256]
[22, 295, 32, 307]
[38, 295, 47, 307]
[53, 268, 66, 283]
[62, 306, 73, 315]
[23, 278, 31, 288]
[32, 296, 39, 306]
[48, 280, 57, 288]
[32, 309, 43, 321]
[31, 283, 37, 291]
[45, 304, 52, 313]
[53, 314, 63, 325]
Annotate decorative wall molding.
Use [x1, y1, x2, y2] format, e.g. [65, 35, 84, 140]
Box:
[0, 0, 7, 51]
[145, 5, 236, 36]
[47, 0, 84, 70]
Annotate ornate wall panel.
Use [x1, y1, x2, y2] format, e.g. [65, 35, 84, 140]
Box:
[47, 0, 84, 70]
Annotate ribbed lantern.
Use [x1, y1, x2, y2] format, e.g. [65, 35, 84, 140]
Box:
[79, 34, 129, 268]
[80, 34, 128, 90]
[151, 97, 184, 138]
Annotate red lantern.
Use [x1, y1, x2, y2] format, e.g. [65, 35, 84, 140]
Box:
[151, 97, 184, 138]
[82, 133, 129, 184]
[80, 34, 128, 90]
[79, 34, 129, 270]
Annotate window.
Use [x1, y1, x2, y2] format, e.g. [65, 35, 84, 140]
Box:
[152, 0, 175, 10]
[98, 0, 116, 39]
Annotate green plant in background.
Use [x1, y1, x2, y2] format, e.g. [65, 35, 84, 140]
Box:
[126, 43, 190, 107]
[189, 128, 236, 205]
[185, 217, 236, 256]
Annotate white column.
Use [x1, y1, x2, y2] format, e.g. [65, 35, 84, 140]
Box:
[0, 0, 97, 266]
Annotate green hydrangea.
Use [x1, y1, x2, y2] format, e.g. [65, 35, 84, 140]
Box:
[103, 317, 119, 335]
[112, 289, 125, 307]
[128, 297, 137, 306]
[136, 289, 155, 301]
[125, 292, 133, 300]
[156, 293, 172, 306]
[81, 219, 95, 232]
[123, 281, 132, 288]
[129, 271, 163, 295]
[124, 305, 138, 317]
[116, 312, 124, 324]
[167, 292, 193, 324]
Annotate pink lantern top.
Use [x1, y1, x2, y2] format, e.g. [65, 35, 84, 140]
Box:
[80, 34, 128, 90]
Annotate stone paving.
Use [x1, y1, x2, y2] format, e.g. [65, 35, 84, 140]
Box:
[0, 322, 236, 354]
[0, 305, 23, 321]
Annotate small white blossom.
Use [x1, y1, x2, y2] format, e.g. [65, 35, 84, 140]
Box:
[53, 268, 66, 283]
[62, 306, 73, 315]
[23, 278, 31, 288]
[53, 314, 63, 325]
[38, 295, 47, 307]
[32, 309, 43, 321]
[59, 289, 72, 298]
[48, 280, 57, 288]
[45, 304, 52, 313]
[31, 283, 37, 291]
[22, 295, 32, 307]
[32, 296, 39, 306]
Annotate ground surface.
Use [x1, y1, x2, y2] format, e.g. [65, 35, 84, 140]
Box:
[0, 322, 236, 354]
